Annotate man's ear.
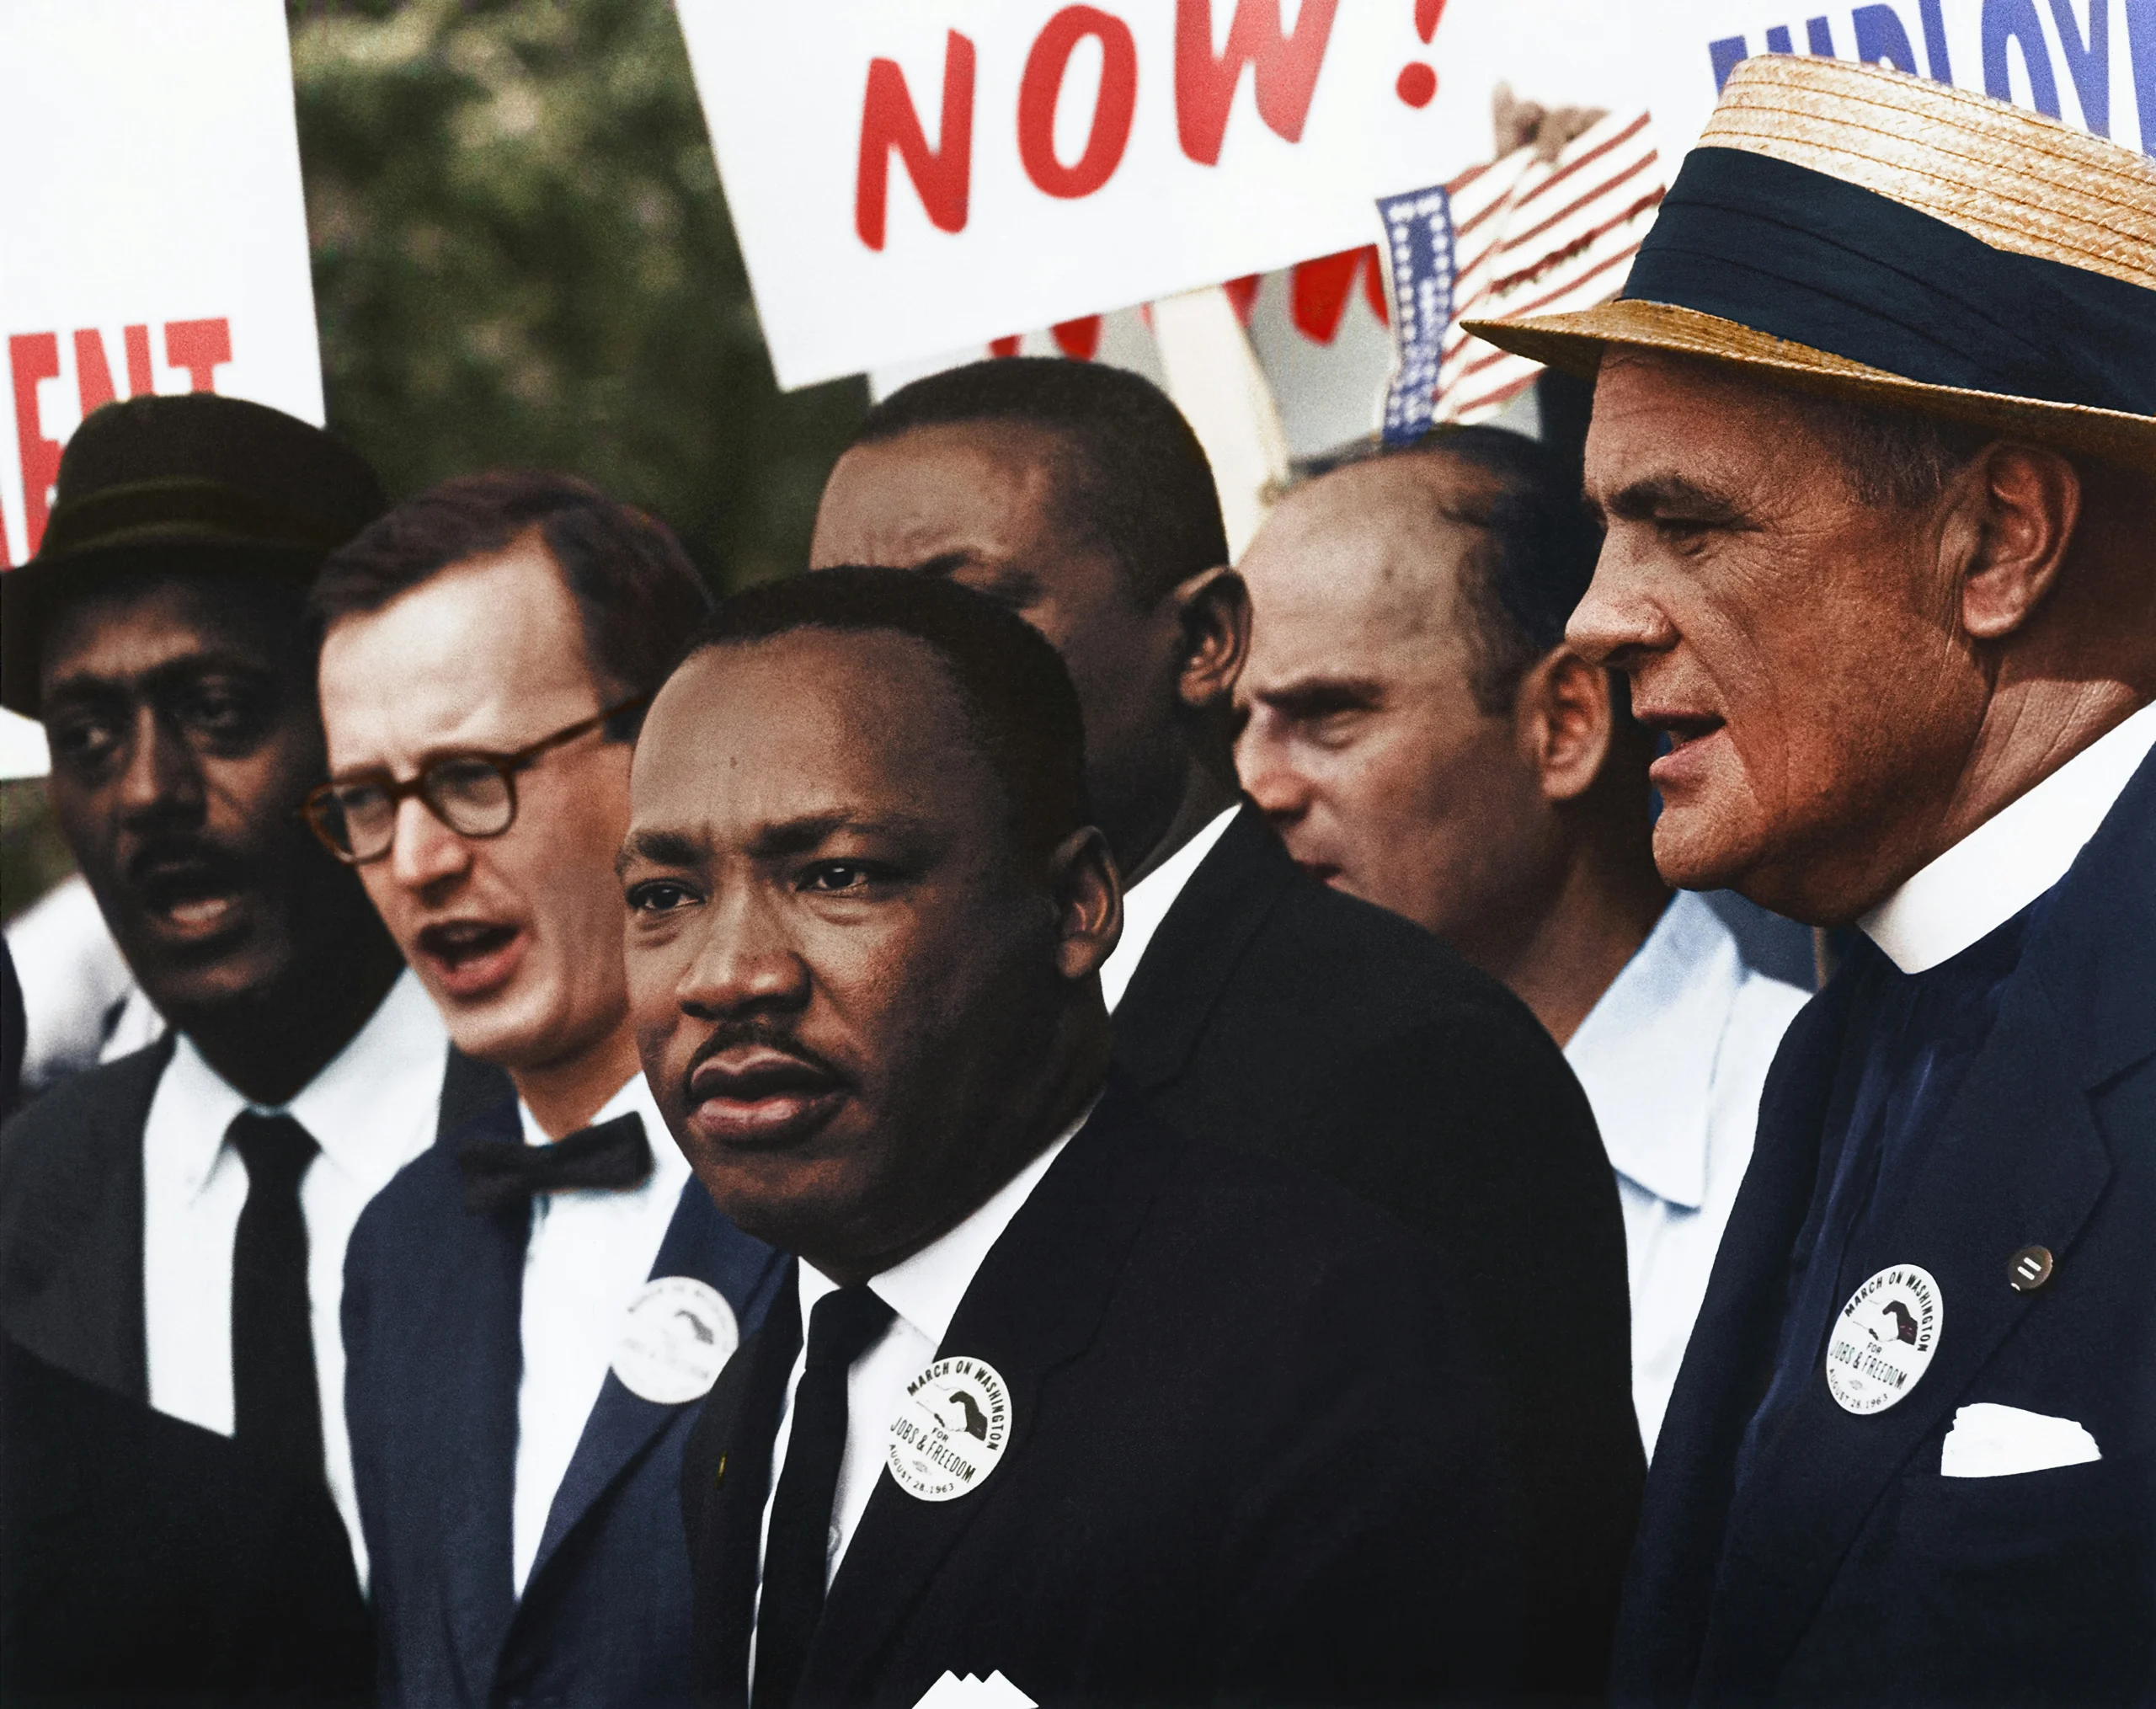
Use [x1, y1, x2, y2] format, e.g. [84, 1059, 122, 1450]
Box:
[1168, 564, 1250, 713]
[1513, 646, 1614, 804]
[1049, 825, 1123, 981]
[1949, 443, 2081, 642]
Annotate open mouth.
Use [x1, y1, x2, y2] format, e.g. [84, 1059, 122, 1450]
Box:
[685, 1044, 846, 1146]
[415, 918, 524, 999]
[130, 853, 252, 943]
[1643, 711, 1728, 788]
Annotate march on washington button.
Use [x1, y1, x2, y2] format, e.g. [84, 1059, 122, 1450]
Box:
[1825, 1263, 1942, 1415]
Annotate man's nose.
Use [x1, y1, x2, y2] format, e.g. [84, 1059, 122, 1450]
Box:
[1565, 542, 1678, 671]
[115, 705, 205, 823]
[1235, 718, 1311, 827]
[385, 793, 472, 894]
[676, 885, 811, 1019]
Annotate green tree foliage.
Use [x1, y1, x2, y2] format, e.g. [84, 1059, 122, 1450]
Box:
[289, 0, 865, 590]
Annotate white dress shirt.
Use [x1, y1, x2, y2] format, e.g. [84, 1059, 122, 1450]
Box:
[1097, 804, 1240, 1012]
[749, 1103, 1093, 1677]
[141, 969, 449, 1583]
[511, 1071, 694, 1594]
[1859, 697, 2156, 973]
[1564, 892, 1809, 1455]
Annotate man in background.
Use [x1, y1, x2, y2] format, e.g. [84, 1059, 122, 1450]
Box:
[0, 394, 501, 1701]
[1236, 425, 1809, 1451]
[314, 473, 784, 1708]
[631, 568, 1519, 1707]
[809, 357, 1639, 1698]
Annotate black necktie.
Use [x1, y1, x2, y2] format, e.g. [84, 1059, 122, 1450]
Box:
[754, 1286, 897, 1709]
[227, 1111, 323, 1485]
[458, 1110, 654, 1215]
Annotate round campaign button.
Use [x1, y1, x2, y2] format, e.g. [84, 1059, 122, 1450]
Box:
[886, 1356, 1011, 1503]
[1824, 1263, 1943, 1415]
[611, 1276, 739, 1405]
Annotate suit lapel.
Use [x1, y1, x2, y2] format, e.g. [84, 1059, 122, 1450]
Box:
[800, 1081, 1183, 1701]
[1692, 747, 2156, 1697]
[427, 1100, 528, 1706]
[523, 1180, 786, 1590]
[1, 1036, 171, 1400]
[1113, 804, 1292, 1089]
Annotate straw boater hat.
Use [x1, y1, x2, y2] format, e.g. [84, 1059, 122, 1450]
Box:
[1463, 55, 2156, 470]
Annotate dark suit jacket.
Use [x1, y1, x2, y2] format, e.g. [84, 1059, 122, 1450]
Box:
[1114, 804, 1641, 1696]
[682, 1077, 1520, 1709]
[0, 1332, 372, 1706]
[1614, 745, 2156, 1706]
[344, 1097, 787, 1709]
[0, 1030, 505, 1705]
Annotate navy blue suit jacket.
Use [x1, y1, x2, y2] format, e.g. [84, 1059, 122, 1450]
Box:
[1614, 745, 2156, 1706]
[344, 1097, 786, 1709]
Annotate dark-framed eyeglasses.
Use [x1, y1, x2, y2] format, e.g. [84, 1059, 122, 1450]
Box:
[302, 694, 651, 866]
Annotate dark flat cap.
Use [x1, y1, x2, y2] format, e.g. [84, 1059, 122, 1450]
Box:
[1, 394, 387, 717]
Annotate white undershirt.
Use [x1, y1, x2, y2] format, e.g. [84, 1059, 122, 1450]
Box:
[748, 1102, 1094, 1683]
[510, 1071, 693, 1594]
[1860, 698, 2156, 973]
[1097, 804, 1240, 1012]
[141, 969, 448, 1586]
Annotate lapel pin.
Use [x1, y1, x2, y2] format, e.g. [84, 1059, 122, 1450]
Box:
[2007, 1246, 2055, 1293]
[888, 1356, 1012, 1502]
[1825, 1264, 1943, 1415]
[713, 1453, 728, 1492]
[612, 1275, 739, 1405]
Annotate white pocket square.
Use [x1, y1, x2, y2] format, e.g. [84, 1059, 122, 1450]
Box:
[912, 1670, 1037, 1709]
[1940, 1402, 2101, 1477]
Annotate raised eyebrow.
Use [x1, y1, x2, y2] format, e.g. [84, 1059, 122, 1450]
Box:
[617, 828, 706, 877]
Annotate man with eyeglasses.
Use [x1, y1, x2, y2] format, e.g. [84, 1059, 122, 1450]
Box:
[312, 471, 784, 1709]
[0, 394, 507, 1701]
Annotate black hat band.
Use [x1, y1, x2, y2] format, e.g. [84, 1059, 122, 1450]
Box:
[1620, 147, 2156, 418]
[36, 476, 354, 561]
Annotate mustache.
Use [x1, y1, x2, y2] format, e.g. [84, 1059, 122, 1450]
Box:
[684, 1020, 851, 1087]
[121, 831, 253, 895]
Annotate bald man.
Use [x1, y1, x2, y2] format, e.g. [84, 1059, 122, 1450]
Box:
[1237, 426, 1808, 1452]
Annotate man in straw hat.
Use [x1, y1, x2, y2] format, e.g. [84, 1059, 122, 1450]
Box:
[1466, 53, 2156, 1706]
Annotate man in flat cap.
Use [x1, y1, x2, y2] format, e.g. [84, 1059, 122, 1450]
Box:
[0, 394, 504, 1700]
[1470, 56, 2156, 1706]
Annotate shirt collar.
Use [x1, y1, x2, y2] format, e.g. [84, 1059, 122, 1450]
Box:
[1860, 699, 2156, 975]
[798, 1094, 1098, 1349]
[514, 1068, 692, 1198]
[1097, 804, 1241, 1012]
[164, 969, 448, 1202]
[1562, 891, 1742, 1210]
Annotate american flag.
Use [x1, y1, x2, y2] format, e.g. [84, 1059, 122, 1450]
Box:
[1432, 110, 1665, 425]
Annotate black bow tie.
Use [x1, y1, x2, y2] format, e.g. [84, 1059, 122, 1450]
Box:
[459, 1110, 655, 1215]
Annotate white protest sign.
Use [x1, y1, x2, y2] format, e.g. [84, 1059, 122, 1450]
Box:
[0, 0, 326, 574]
[1636, 0, 2154, 152]
[676, 0, 1651, 389]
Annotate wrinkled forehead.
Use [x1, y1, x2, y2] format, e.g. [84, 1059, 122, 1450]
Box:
[41, 570, 303, 692]
[631, 631, 1008, 847]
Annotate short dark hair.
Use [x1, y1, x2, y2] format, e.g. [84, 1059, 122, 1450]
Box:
[1782, 389, 1991, 510]
[310, 471, 712, 737]
[852, 358, 1228, 605]
[1299, 425, 1605, 714]
[686, 567, 1091, 863]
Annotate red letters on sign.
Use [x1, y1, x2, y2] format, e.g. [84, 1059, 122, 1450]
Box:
[1173, 0, 1340, 167]
[75, 329, 119, 416]
[1018, 7, 1139, 200]
[1050, 315, 1103, 359]
[856, 31, 976, 251]
[125, 324, 154, 396]
[10, 333, 62, 558]
[164, 318, 232, 393]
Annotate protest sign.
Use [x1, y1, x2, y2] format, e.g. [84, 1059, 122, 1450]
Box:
[0, 0, 325, 575]
[1637, 0, 2154, 152]
[675, 0, 1648, 389]
[0, 0, 323, 777]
